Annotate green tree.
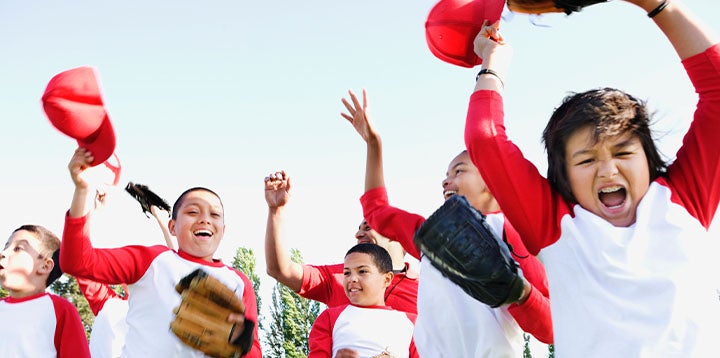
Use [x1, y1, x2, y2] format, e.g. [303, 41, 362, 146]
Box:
[231, 246, 263, 334]
[524, 333, 532, 358]
[50, 275, 94, 339]
[266, 249, 323, 358]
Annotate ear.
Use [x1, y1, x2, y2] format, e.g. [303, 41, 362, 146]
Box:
[383, 271, 394, 288]
[38, 257, 54, 275]
[168, 220, 177, 236]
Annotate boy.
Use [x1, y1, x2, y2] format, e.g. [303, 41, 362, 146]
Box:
[79, 183, 173, 358]
[307, 243, 418, 358]
[264, 170, 418, 313]
[466, 0, 720, 355]
[341, 89, 552, 357]
[61, 147, 262, 357]
[0, 225, 91, 357]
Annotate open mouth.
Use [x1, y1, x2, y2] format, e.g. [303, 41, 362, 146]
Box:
[598, 185, 627, 209]
[193, 230, 213, 239]
[443, 190, 457, 200]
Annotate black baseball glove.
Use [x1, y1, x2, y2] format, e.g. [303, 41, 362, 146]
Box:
[414, 195, 525, 308]
[125, 182, 171, 218]
[507, 0, 608, 15]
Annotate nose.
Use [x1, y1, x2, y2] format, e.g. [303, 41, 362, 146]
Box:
[442, 176, 450, 189]
[597, 159, 619, 178]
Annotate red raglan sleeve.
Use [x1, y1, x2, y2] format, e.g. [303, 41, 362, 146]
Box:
[360, 187, 426, 259]
[75, 278, 122, 315]
[404, 312, 420, 358]
[51, 294, 91, 358]
[666, 44, 720, 228]
[298, 263, 349, 307]
[236, 270, 263, 357]
[503, 221, 553, 344]
[464, 91, 570, 255]
[307, 309, 334, 358]
[61, 212, 169, 284]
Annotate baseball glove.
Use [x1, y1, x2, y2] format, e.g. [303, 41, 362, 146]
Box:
[125, 182, 171, 218]
[170, 268, 254, 358]
[413, 195, 525, 308]
[507, 0, 608, 14]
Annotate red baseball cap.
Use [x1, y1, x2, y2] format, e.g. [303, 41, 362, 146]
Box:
[42, 66, 117, 167]
[425, 0, 505, 68]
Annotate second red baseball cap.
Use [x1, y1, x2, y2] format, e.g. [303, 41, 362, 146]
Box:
[425, 0, 505, 68]
[42, 66, 117, 167]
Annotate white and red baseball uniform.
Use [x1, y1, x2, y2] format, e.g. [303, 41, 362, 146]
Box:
[0, 292, 91, 357]
[465, 44, 720, 356]
[308, 303, 418, 358]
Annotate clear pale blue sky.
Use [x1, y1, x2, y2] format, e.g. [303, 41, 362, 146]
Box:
[2, 0, 718, 335]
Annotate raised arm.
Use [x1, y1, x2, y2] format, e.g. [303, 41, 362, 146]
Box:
[264, 170, 305, 292]
[341, 89, 384, 192]
[625, 0, 717, 60]
[68, 147, 95, 218]
[150, 205, 175, 250]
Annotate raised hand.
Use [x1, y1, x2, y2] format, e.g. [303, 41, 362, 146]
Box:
[341, 89, 379, 144]
[264, 170, 291, 209]
[68, 147, 94, 190]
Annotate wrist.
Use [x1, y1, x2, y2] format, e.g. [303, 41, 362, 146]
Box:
[476, 68, 505, 88]
[646, 0, 668, 18]
[516, 280, 532, 305]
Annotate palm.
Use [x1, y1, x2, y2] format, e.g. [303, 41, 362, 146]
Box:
[265, 184, 289, 208]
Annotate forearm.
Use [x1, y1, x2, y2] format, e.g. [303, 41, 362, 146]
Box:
[633, 0, 718, 60]
[508, 285, 554, 344]
[264, 207, 303, 291]
[69, 186, 92, 218]
[365, 134, 385, 192]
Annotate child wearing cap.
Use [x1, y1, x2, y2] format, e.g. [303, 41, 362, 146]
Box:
[308, 243, 419, 358]
[60, 147, 262, 357]
[0, 224, 91, 358]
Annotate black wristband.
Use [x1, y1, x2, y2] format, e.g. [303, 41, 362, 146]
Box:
[647, 0, 668, 18]
[476, 68, 504, 88]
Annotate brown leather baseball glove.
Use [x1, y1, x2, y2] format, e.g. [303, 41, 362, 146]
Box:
[507, 0, 608, 14]
[170, 269, 253, 358]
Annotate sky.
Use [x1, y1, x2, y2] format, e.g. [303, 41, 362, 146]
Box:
[2, 0, 719, 344]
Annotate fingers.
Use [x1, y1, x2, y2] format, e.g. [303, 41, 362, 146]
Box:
[362, 88, 368, 112]
[68, 147, 94, 188]
[264, 170, 289, 190]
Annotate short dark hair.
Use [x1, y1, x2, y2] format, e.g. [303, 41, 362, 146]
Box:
[12, 225, 63, 287]
[345, 243, 393, 273]
[542, 88, 667, 203]
[171, 187, 223, 220]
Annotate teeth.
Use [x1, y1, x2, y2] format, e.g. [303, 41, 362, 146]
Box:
[599, 186, 623, 193]
[194, 230, 212, 236]
[444, 190, 457, 197]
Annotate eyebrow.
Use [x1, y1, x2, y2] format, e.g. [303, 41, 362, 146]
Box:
[344, 264, 371, 270]
[570, 136, 638, 159]
[446, 161, 468, 175]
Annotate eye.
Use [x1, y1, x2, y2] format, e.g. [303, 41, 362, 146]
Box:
[359, 269, 369, 274]
[343, 271, 350, 276]
[615, 151, 633, 157]
[211, 212, 222, 218]
[576, 158, 594, 166]
[13, 246, 23, 252]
